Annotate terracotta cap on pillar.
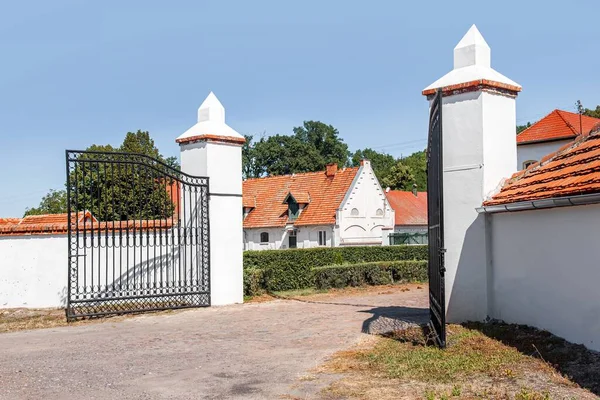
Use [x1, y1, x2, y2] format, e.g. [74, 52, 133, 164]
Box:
[176, 92, 246, 146]
[422, 25, 521, 98]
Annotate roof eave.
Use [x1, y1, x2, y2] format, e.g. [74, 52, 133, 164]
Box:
[477, 192, 600, 214]
[516, 135, 577, 145]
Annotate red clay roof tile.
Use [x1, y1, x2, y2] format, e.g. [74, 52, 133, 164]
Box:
[242, 167, 359, 228]
[485, 129, 600, 206]
[385, 191, 427, 226]
[517, 109, 600, 144]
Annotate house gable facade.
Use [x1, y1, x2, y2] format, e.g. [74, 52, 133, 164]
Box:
[336, 160, 395, 246]
[242, 160, 394, 250]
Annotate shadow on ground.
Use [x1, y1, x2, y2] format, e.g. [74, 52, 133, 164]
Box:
[465, 321, 600, 395]
[360, 306, 429, 335]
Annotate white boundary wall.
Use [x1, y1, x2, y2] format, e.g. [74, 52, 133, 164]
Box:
[489, 205, 600, 352]
[0, 235, 68, 308]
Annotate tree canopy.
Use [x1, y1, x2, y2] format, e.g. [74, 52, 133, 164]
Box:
[583, 105, 600, 119]
[25, 130, 178, 220]
[24, 189, 67, 216]
[243, 121, 350, 178]
[242, 120, 427, 190]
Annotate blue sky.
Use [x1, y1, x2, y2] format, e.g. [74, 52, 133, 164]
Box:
[0, 1, 598, 217]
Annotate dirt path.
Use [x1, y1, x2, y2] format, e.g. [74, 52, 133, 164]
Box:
[0, 285, 428, 400]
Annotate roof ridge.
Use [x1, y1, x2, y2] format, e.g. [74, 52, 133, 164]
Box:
[555, 109, 579, 136]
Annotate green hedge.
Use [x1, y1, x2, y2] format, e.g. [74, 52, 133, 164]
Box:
[243, 245, 427, 292]
[313, 261, 428, 290]
[243, 268, 265, 297]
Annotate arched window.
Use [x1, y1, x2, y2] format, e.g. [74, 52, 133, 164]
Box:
[522, 160, 537, 169]
[375, 208, 384, 216]
[351, 208, 359, 216]
[260, 232, 269, 243]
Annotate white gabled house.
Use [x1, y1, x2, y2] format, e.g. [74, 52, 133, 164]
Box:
[242, 160, 395, 250]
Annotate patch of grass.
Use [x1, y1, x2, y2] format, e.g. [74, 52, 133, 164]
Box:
[319, 322, 599, 400]
[273, 287, 329, 297]
[465, 321, 600, 395]
[362, 325, 524, 383]
[514, 387, 550, 400]
[0, 309, 68, 333]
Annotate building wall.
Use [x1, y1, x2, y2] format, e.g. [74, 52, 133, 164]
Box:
[244, 225, 334, 250]
[516, 140, 571, 170]
[489, 204, 600, 352]
[0, 235, 67, 308]
[337, 161, 394, 246]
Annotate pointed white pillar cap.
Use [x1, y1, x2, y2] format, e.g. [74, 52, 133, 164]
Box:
[176, 92, 245, 145]
[423, 25, 521, 95]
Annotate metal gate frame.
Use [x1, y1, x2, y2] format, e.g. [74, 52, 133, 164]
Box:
[426, 88, 447, 348]
[65, 150, 210, 320]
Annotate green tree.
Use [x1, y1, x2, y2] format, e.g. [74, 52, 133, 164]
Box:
[29, 130, 177, 221]
[402, 151, 427, 191]
[517, 122, 531, 134]
[293, 121, 350, 168]
[380, 160, 415, 190]
[242, 134, 262, 179]
[583, 105, 600, 119]
[24, 189, 67, 216]
[351, 148, 396, 182]
[243, 121, 350, 177]
[253, 134, 324, 176]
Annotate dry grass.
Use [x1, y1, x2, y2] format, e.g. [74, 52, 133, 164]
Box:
[318, 324, 598, 400]
[245, 283, 423, 303]
[0, 307, 178, 333]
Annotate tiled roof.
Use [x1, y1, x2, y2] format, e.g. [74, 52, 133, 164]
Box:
[517, 109, 600, 144]
[0, 212, 173, 236]
[287, 191, 311, 204]
[485, 128, 600, 206]
[242, 167, 359, 228]
[385, 191, 428, 226]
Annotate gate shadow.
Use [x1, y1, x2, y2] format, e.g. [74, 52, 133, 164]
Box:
[359, 306, 429, 335]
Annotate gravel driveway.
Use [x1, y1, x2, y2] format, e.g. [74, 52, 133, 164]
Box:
[0, 286, 428, 400]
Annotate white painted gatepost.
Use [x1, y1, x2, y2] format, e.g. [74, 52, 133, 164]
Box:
[423, 25, 521, 322]
[176, 92, 245, 306]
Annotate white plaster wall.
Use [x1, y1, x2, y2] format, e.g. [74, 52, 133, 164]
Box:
[438, 90, 490, 323]
[0, 235, 67, 308]
[244, 225, 334, 250]
[338, 163, 394, 246]
[490, 205, 600, 352]
[482, 91, 517, 196]
[0, 231, 208, 309]
[516, 140, 571, 170]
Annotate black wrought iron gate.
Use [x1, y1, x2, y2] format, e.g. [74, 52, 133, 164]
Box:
[65, 150, 210, 320]
[426, 88, 446, 347]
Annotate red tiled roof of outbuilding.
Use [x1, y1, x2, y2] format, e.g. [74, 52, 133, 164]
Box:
[485, 128, 600, 206]
[517, 109, 600, 145]
[385, 191, 428, 226]
[242, 167, 359, 229]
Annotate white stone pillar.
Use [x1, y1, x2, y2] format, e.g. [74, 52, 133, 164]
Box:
[176, 92, 245, 306]
[423, 25, 521, 322]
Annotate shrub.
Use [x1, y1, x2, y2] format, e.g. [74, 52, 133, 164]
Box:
[313, 260, 428, 290]
[244, 245, 427, 270]
[243, 268, 265, 297]
[242, 246, 428, 294]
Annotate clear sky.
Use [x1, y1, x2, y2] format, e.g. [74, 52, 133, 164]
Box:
[1, 1, 598, 217]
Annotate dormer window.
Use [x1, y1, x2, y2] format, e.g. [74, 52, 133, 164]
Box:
[283, 191, 310, 222]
